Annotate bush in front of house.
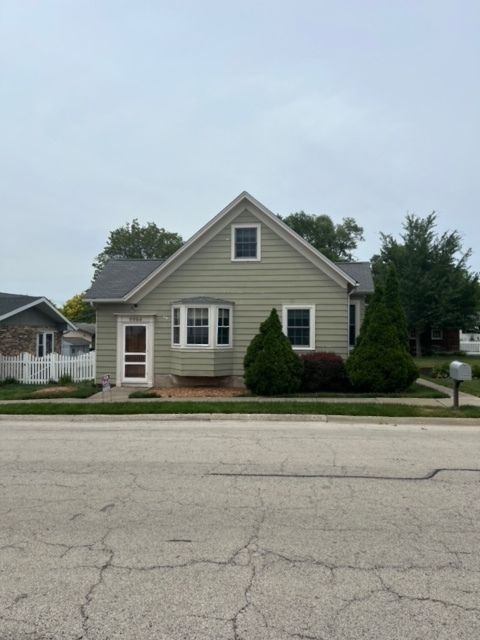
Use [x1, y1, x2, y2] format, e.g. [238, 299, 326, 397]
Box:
[431, 363, 450, 379]
[472, 364, 480, 379]
[244, 308, 303, 395]
[346, 281, 418, 393]
[300, 352, 350, 392]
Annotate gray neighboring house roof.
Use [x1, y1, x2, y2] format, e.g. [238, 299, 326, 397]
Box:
[335, 262, 374, 295]
[0, 292, 42, 317]
[0, 292, 75, 328]
[85, 259, 164, 300]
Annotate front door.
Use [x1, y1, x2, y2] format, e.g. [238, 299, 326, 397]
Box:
[119, 320, 153, 385]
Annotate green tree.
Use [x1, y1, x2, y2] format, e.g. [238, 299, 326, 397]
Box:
[280, 212, 364, 261]
[93, 219, 183, 279]
[372, 213, 480, 356]
[61, 293, 95, 323]
[346, 285, 418, 393]
[244, 308, 303, 395]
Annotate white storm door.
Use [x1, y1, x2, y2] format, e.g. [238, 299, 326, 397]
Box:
[121, 322, 152, 385]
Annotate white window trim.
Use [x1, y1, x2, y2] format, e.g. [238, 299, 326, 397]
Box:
[231, 223, 261, 262]
[36, 331, 54, 357]
[431, 328, 443, 340]
[282, 305, 315, 351]
[171, 304, 233, 349]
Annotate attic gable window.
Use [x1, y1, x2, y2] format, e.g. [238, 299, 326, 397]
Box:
[232, 224, 261, 261]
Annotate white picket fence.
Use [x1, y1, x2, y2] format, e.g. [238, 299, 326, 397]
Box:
[0, 351, 96, 384]
[460, 341, 480, 355]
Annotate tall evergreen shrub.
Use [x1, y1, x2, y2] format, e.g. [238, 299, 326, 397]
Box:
[346, 274, 418, 393]
[244, 308, 303, 395]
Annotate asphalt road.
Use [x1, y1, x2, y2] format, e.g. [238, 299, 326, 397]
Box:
[1, 418, 479, 640]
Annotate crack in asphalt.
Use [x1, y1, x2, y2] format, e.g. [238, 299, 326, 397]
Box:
[208, 468, 480, 481]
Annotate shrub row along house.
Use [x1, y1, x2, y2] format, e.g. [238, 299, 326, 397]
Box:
[85, 192, 374, 388]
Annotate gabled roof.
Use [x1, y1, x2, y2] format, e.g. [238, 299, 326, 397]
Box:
[335, 262, 374, 295]
[85, 259, 164, 300]
[0, 292, 76, 328]
[85, 192, 359, 302]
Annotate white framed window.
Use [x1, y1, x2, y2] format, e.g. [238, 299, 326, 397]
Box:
[186, 307, 209, 345]
[37, 332, 54, 357]
[171, 303, 233, 349]
[231, 223, 261, 261]
[431, 328, 443, 340]
[282, 305, 315, 350]
[172, 307, 181, 345]
[216, 307, 231, 347]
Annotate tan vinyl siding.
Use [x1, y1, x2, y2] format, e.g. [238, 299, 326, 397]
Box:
[95, 205, 351, 383]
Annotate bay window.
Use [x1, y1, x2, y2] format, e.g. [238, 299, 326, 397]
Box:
[171, 300, 233, 348]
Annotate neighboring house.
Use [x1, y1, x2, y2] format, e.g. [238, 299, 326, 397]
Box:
[0, 292, 75, 357]
[409, 328, 460, 356]
[62, 323, 96, 356]
[85, 192, 374, 387]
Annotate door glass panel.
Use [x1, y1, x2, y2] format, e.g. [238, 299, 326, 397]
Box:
[125, 326, 146, 352]
[124, 325, 147, 379]
[125, 364, 146, 378]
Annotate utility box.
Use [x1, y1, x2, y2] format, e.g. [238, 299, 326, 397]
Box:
[449, 361, 472, 381]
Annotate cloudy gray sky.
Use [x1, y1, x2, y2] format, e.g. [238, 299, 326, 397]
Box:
[1, 0, 479, 305]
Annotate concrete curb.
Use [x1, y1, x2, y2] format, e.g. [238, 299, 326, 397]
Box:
[0, 413, 479, 426]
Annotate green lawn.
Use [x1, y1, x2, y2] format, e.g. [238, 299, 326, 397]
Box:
[424, 377, 480, 398]
[0, 400, 479, 419]
[0, 381, 98, 401]
[415, 355, 480, 369]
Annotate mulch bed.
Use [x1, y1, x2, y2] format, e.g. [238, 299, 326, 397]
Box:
[149, 386, 247, 398]
[31, 386, 77, 397]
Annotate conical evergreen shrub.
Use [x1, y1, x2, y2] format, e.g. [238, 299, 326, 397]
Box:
[346, 282, 418, 393]
[244, 308, 303, 395]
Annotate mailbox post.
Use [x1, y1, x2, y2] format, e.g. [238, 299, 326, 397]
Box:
[449, 361, 472, 409]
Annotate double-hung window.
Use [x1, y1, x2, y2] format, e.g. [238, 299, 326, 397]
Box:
[187, 308, 209, 345]
[282, 305, 315, 350]
[217, 308, 231, 346]
[37, 332, 54, 357]
[232, 224, 261, 261]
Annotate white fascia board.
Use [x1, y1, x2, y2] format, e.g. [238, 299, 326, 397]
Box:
[125, 191, 357, 302]
[0, 297, 76, 329]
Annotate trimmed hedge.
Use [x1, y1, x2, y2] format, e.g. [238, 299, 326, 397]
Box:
[301, 352, 350, 392]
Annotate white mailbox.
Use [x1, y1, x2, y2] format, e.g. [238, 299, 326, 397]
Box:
[449, 361, 472, 381]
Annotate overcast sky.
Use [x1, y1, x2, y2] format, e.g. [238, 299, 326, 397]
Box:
[1, 0, 479, 305]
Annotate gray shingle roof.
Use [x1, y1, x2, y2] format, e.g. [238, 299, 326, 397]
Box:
[335, 262, 374, 294]
[0, 292, 43, 317]
[84, 260, 164, 300]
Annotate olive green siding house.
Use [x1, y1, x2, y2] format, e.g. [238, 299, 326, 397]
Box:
[85, 192, 373, 387]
